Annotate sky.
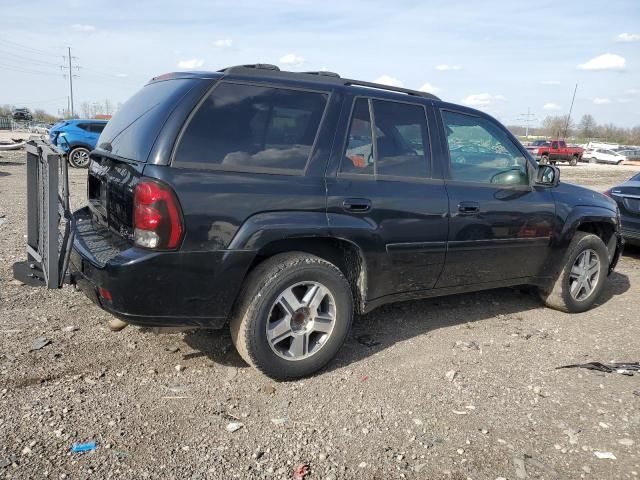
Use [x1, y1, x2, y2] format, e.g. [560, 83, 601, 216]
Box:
[0, 0, 639, 127]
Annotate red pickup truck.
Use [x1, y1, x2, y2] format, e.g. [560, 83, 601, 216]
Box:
[526, 140, 584, 166]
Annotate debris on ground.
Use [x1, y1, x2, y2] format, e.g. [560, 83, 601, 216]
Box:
[30, 337, 50, 351]
[292, 463, 310, 480]
[71, 441, 97, 453]
[557, 362, 639, 375]
[225, 422, 244, 433]
[107, 318, 128, 332]
[356, 334, 380, 347]
[594, 451, 616, 460]
[445, 370, 457, 382]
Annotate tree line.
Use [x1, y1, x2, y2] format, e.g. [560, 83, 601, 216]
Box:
[0, 99, 122, 123]
[508, 114, 640, 145]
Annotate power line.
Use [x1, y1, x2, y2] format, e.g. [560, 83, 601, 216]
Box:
[0, 50, 63, 68]
[0, 62, 65, 77]
[0, 36, 62, 57]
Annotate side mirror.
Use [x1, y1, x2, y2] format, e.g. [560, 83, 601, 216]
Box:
[536, 165, 560, 187]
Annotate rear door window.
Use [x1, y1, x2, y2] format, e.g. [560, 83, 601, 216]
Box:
[174, 82, 328, 172]
[340, 97, 430, 178]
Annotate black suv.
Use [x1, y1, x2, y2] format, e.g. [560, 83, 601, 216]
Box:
[70, 64, 623, 379]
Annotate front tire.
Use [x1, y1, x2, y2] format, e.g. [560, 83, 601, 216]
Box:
[538, 232, 609, 313]
[68, 147, 91, 168]
[230, 252, 353, 379]
[569, 155, 578, 166]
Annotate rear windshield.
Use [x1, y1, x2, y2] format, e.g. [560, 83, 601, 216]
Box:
[96, 79, 196, 161]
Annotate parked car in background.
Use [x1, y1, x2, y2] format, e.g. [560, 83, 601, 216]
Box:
[526, 139, 583, 166]
[12, 108, 32, 121]
[606, 172, 640, 244]
[583, 148, 628, 165]
[618, 149, 640, 162]
[49, 119, 108, 167]
[68, 64, 622, 379]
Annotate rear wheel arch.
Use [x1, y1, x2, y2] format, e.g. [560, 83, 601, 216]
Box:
[244, 236, 368, 314]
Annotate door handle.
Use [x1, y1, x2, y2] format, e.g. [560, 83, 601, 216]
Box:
[342, 198, 372, 213]
[458, 201, 480, 215]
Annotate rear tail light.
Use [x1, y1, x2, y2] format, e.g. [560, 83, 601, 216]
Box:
[603, 189, 611, 197]
[133, 179, 184, 250]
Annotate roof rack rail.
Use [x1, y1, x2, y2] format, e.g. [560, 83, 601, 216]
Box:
[219, 64, 280, 73]
[302, 71, 341, 78]
[343, 80, 439, 100]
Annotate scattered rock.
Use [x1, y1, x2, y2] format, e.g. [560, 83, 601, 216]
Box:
[225, 366, 238, 381]
[618, 438, 634, 446]
[8, 279, 23, 286]
[0, 457, 11, 468]
[62, 326, 78, 332]
[563, 427, 581, 445]
[107, 318, 128, 332]
[165, 346, 180, 353]
[30, 337, 51, 351]
[260, 384, 276, 395]
[445, 370, 457, 382]
[271, 417, 287, 426]
[226, 422, 244, 433]
[513, 456, 527, 479]
[358, 462, 367, 468]
[594, 451, 616, 460]
[454, 340, 480, 350]
[582, 465, 592, 474]
[174, 365, 185, 372]
[356, 335, 380, 347]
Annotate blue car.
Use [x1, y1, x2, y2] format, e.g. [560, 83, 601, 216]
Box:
[49, 119, 108, 168]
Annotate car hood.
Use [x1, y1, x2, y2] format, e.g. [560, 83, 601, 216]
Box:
[552, 181, 618, 213]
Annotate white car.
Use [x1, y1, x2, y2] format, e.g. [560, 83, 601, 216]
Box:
[583, 148, 628, 165]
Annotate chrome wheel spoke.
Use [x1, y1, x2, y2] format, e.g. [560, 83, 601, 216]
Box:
[302, 284, 327, 313]
[267, 316, 293, 344]
[289, 333, 309, 357]
[278, 287, 303, 314]
[312, 315, 333, 333]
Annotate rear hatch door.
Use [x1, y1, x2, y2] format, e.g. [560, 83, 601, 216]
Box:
[87, 77, 204, 239]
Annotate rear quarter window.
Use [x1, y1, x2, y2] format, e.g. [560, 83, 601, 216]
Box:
[173, 82, 328, 173]
[96, 78, 198, 162]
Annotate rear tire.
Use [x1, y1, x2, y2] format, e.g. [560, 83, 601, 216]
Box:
[588, 156, 597, 164]
[538, 232, 608, 313]
[569, 155, 578, 166]
[68, 147, 91, 168]
[229, 252, 353, 379]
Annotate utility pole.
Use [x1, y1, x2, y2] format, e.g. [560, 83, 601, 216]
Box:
[563, 83, 578, 139]
[517, 108, 536, 139]
[61, 47, 79, 117]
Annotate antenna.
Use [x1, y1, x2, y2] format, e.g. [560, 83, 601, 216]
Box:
[563, 83, 578, 139]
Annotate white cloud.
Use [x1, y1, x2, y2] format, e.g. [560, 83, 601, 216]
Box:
[462, 93, 505, 107]
[373, 75, 404, 87]
[177, 58, 204, 69]
[541, 80, 560, 86]
[279, 53, 305, 66]
[615, 33, 640, 42]
[435, 64, 461, 71]
[577, 53, 626, 71]
[617, 98, 632, 104]
[419, 82, 439, 94]
[543, 103, 561, 110]
[593, 97, 611, 105]
[71, 24, 96, 33]
[214, 38, 233, 48]
[626, 88, 640, 95]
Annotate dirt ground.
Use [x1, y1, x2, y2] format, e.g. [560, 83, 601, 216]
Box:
[1, 144, 639, 480]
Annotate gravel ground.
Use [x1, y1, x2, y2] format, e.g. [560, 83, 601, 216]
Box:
[1, 147, 639, 480]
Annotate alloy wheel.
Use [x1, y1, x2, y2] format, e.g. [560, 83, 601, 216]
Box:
[266, 281, 336, 361]
[569, 249, 600, 301]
